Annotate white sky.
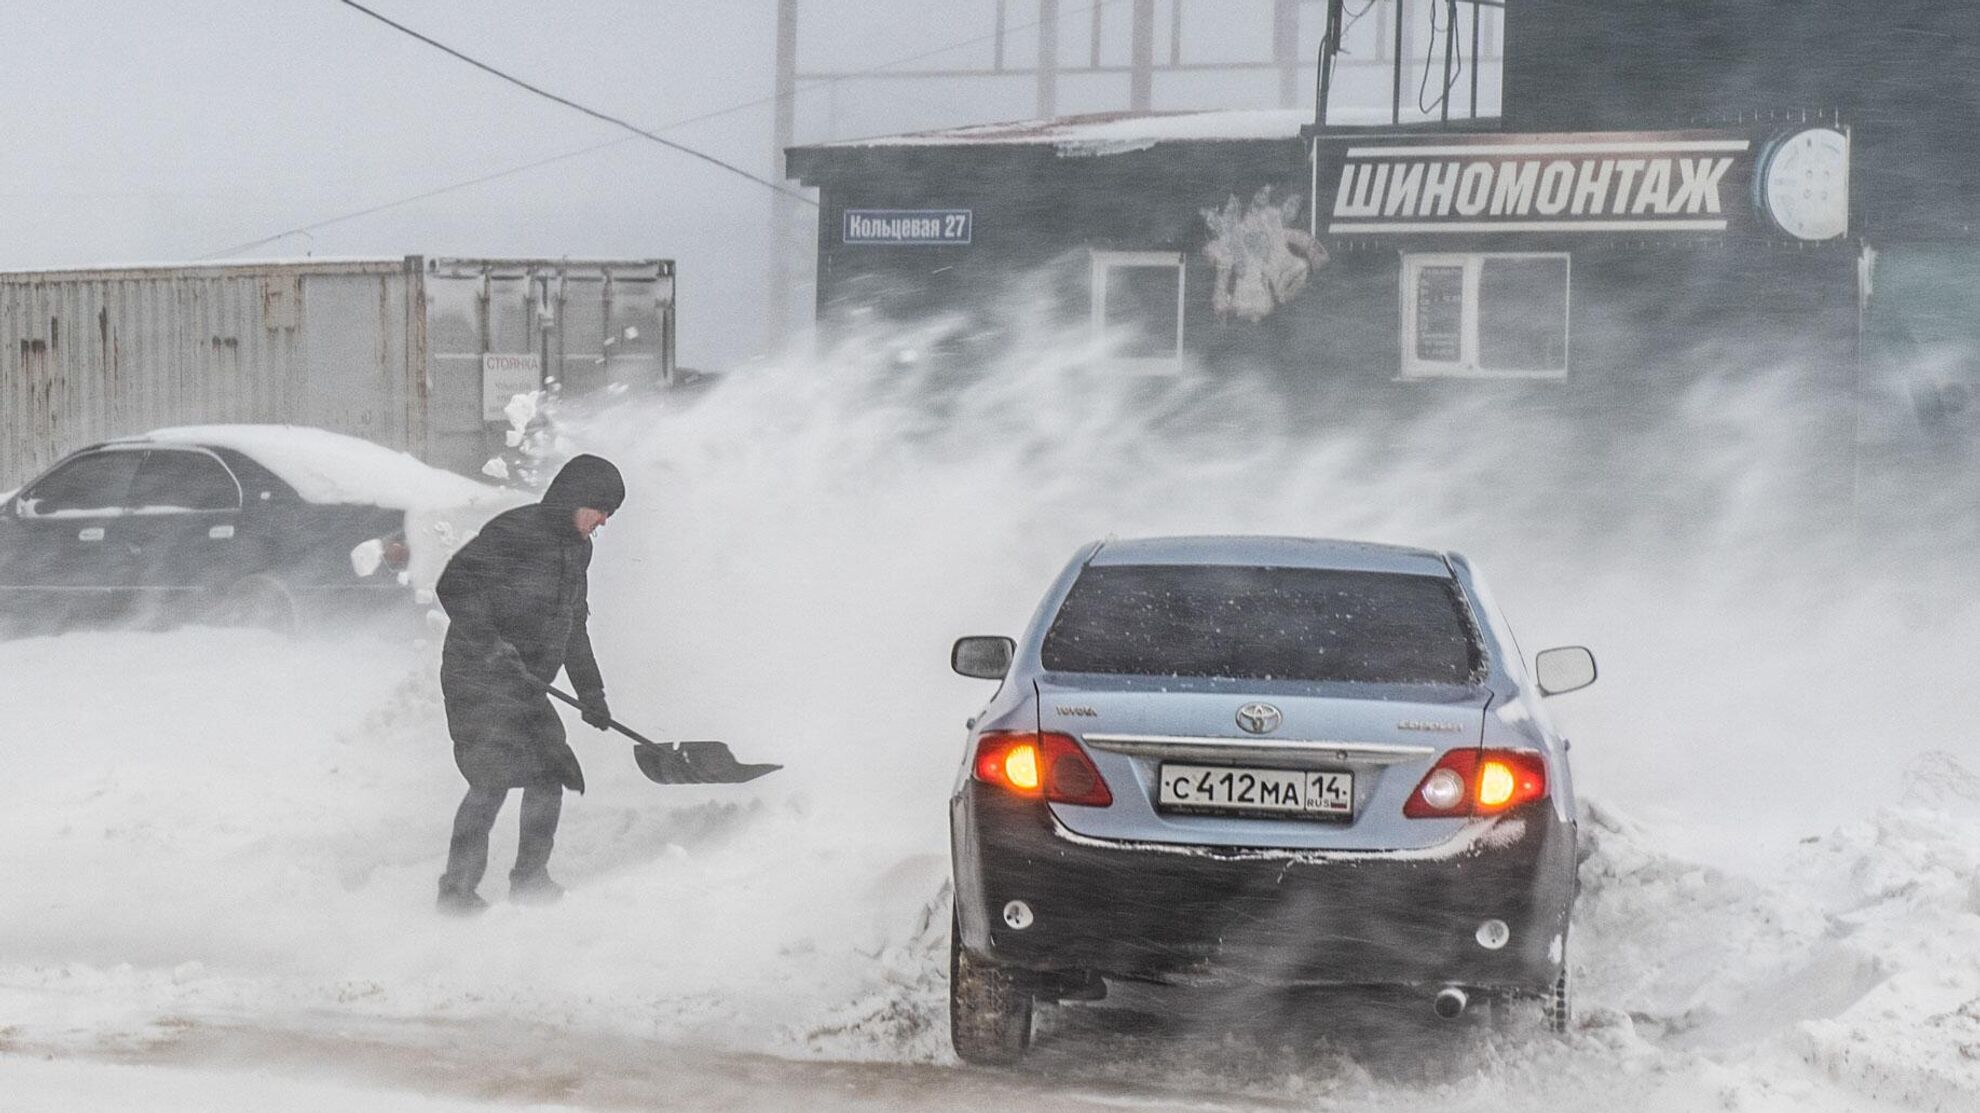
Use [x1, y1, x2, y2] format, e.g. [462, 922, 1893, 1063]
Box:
[0, 1, 1409, 367]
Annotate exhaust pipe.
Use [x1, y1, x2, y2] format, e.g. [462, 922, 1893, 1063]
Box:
[1433, 986, 1469, 1019]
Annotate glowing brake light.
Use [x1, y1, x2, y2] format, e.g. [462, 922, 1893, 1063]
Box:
[1477, 760, 1517, 808]
[1001, 744, 1040, 791]
[1404, 749, 1547, 818]
[972, 731, 1112, 807]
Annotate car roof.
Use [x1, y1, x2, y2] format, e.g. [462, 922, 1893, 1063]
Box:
[1086, 535, 1454, 577]
[96, 424, 510, 512]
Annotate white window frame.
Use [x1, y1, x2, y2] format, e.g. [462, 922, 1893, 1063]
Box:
[1090, 250, 1187, 375]
[1399, 252, 1572, 381]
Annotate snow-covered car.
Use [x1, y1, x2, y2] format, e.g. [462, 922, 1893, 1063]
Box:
[946, 536, 1598, 1064]
[0, 425, 516, 636]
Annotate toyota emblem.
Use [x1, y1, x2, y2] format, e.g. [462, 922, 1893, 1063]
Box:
[1236, 703, 1282, 735]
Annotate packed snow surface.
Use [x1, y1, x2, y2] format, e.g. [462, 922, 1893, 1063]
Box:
[137, 424, 509, 511]
[6, 331, 1978, 1109]
[2, 628, 1974, 1111]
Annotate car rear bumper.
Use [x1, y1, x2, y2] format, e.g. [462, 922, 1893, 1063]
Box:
[952, 783, 1575, 993]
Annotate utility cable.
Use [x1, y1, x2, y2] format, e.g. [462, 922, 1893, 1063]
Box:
[205, 0, 1130, 259]
[334, 0, 815, 206]
[201, 138, 637, 259]
[1416, 0, 1463, 116]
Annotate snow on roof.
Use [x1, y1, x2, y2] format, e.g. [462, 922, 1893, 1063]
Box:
[134, 425, 512, 511]
[813, 108, 1319, 157]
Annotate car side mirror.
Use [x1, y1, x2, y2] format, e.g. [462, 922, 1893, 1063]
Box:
[1535, 646, 1597, 697]
[952, 636, 1015, 680]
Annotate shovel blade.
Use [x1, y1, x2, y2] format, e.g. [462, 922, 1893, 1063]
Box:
[634, 741, 782, 785]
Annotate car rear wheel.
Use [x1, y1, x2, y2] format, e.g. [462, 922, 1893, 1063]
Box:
[210, 575, 296, 634]
[949, 915, 1033, 1065]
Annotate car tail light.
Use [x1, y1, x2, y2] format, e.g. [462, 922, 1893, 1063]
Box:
[382, 535, 411, 573]
[1405, 749, 1547, 818]
[972, 731, 1113, 807]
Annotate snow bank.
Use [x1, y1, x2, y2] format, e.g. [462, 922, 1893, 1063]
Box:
[1575, 794, 1980, 1110]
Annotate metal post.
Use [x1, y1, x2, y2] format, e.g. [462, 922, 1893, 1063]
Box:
[1130, 0, 1155, 110]
[1170, 0, 1183, 66]
[1393, 0, 1405, 124]
[1037, 0, 1059, 116]
[1316, 0, 1343, 127]
[1274, 0, 1299, 109]
[661, 263, 678, 386]
[1440, 0, 1457, 122]
[994, 0, 1007, 70]
[1469, 1, 1482, 119]
[770, 0, 798, 354]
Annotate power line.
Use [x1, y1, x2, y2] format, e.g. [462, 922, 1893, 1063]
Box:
[200, 136, 638, 260]
[204, 0, 1130, 259]
[334, 0, 815, 205]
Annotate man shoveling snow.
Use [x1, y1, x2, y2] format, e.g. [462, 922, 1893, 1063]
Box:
[433, 454, 625, 915]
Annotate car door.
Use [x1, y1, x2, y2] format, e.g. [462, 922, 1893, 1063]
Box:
[0, 448, 146, 616]
[120, 448, 247, 600]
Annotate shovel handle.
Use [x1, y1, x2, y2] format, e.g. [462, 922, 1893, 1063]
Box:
[544, 684, 669, 749]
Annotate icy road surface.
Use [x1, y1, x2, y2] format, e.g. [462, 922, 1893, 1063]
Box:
[1, 628, 1976, 1112]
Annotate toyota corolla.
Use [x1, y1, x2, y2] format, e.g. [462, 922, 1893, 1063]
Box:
[947, 535, 1597, 1064]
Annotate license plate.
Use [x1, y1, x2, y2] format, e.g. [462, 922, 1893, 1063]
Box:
[1157, 763, 1354, 817]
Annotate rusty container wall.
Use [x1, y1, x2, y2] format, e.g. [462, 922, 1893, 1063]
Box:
[0, 260, 420, 489]
[420, 258, 676, 475]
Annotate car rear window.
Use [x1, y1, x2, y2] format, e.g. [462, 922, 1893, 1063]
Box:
[1041, 564, 1482, 685]
[129, 450, 240, 512]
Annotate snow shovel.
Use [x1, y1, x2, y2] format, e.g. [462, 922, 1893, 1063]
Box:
[544, 685, 782, 785]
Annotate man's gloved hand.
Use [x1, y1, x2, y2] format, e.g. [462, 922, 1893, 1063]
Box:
[579, 692, 613, 731]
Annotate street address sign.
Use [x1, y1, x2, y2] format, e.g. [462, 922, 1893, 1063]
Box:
[843, 208, 973, 246]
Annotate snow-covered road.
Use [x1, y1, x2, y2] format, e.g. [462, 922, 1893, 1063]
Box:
[2, 628, 1975, 1112]
[6, 355, 1980, 1110]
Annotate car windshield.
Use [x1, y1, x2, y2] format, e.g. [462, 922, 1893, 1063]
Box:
[1041, 564, 1483, 685]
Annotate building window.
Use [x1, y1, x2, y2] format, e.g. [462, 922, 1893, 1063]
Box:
[1091, 251, 1186, 372]
[1400, 253, 1570, 379]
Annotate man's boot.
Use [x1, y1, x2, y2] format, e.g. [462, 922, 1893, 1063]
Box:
[437, 882, 489, 917]
[509, 869, 564, 905]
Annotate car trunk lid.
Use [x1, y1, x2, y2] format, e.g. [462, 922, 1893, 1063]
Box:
[1038, 677, 1489, 851]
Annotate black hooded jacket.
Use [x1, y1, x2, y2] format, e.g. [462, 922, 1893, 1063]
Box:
[437, 455, 625, 792]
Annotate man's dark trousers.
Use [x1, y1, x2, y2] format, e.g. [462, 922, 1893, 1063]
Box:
[440, 783, 563, 893]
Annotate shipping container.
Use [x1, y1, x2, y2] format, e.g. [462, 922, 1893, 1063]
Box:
[1, 256, 676, 488]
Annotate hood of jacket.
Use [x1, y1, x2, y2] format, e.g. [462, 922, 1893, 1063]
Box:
[540, 454, 625, 514]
